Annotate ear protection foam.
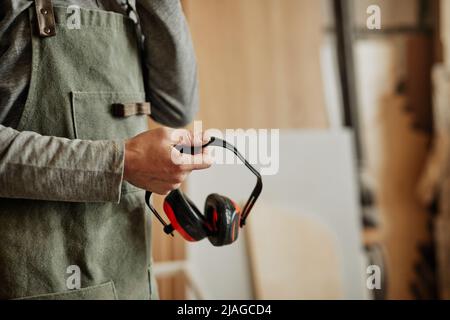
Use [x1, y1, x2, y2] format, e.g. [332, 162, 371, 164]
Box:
[163, 191, 241, 246]
[163, 189, 209, 242]
[205, 194, 241, 247]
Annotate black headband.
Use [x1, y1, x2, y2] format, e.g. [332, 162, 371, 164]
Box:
[201, 137, 262, 226]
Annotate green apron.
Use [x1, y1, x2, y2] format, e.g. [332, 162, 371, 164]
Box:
[0, 5, 157, 299]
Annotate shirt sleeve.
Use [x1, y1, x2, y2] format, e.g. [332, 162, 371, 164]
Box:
[136, 0, 199, 128]
[0, 125, 125, 203]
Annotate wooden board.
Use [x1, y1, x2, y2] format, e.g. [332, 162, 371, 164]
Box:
[406, 35, 433, 132]
[354, 36, 434, 299]
[375, 94, 432, 299]
[441, 0, 450, 67]
[182, 0, 328, 130]
[246, 202, 343, 299]
[423, 65, 450, 299]
[354, 37, 407, 178]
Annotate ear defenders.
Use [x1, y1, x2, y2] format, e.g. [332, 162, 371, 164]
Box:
[145, 137, 263, 247]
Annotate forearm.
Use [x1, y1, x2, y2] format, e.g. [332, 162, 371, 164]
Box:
[136, 0, 199, 127]
[0, 125, 124, 203]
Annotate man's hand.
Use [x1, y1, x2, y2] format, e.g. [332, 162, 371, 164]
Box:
[123, 127, 212, 195]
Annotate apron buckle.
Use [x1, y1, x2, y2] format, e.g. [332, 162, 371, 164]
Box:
[112, 102, 152, 118]
[34, 0, 57, 37]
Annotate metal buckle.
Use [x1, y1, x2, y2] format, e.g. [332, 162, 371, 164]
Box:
[35, 0, 56, 37]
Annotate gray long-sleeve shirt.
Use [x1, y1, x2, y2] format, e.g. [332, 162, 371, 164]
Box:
[0, 0, 198, 202]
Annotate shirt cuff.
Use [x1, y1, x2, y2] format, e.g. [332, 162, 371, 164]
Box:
[108, 139, 126, 203]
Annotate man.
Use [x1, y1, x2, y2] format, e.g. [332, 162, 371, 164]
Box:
[0, 0, 210, 299]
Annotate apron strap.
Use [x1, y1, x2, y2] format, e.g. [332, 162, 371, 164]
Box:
[34, 0, 57, 37]
[123, 0, 150, 101]
[123, 0, 144, 50]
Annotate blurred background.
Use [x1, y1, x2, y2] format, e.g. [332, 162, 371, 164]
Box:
[149, 0, 450, 300]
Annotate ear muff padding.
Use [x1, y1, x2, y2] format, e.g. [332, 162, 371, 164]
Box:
[164, 190, 209, 242]
[205, 194, 241, 247]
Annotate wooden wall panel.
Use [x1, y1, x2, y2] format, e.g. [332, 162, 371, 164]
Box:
[376, 95, 432, 299]
[183, 0, 328, 129]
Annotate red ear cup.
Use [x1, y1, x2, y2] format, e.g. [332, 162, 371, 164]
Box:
[163, 190, 209, 242]
[205, 194, 241, 247]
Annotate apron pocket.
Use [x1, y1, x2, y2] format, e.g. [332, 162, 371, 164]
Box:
[71, 91, 149, 194]
[16, 281, 118, 300]
[71, 91, 149, 141]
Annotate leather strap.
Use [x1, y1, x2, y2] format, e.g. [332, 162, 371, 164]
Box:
[112, 102, 151, 118]
[34, 0, 56, 37]
[124, 0, 144, 50]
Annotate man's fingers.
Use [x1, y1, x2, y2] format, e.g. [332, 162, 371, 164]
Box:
[183, 162, 212, 171]
[177, 151, 214, 171]
[170, 129, 211, 147]
[170, 142, 212, 162]
[124, 127, 213, 193]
